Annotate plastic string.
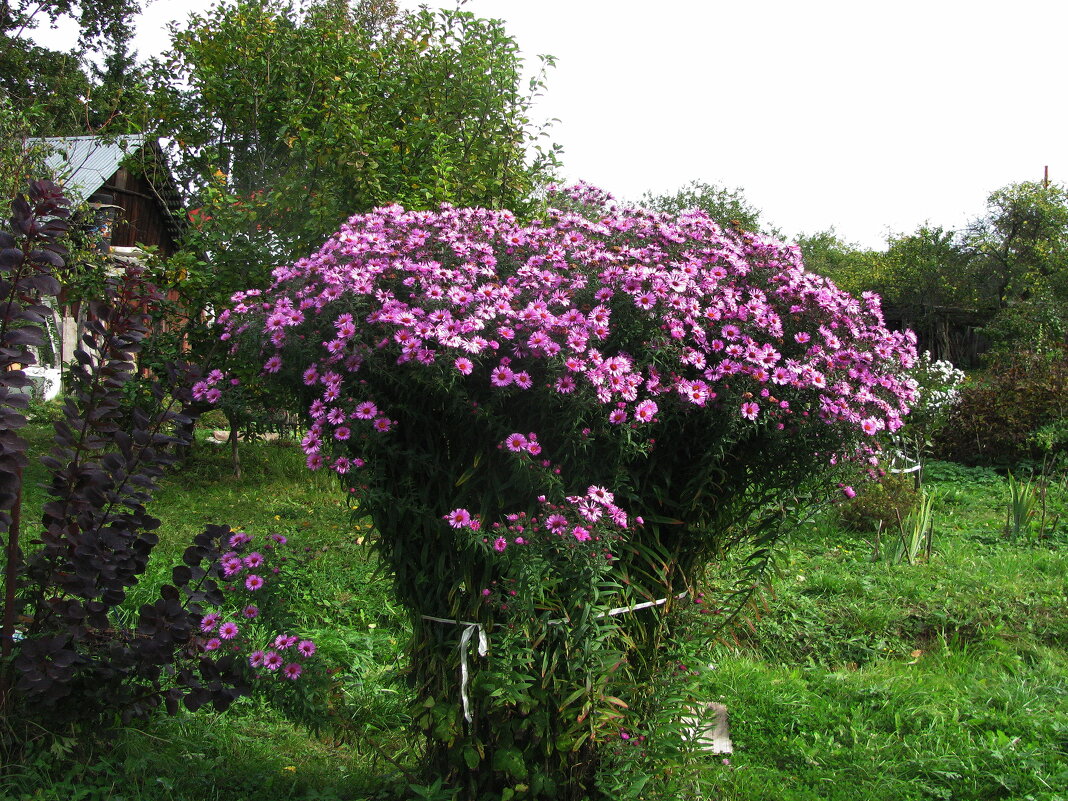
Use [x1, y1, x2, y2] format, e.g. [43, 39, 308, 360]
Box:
[422, 590, 687, 723]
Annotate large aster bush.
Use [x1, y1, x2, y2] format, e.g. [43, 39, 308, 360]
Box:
[217, 184, 916, 798]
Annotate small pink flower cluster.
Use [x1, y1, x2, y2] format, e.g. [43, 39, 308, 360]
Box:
[195, 529, 316, 682]
[483, 483, 630, 557]
[192, 368, 239, 403]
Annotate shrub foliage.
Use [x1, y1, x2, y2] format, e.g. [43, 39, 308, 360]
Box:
[219, 184, 917, 798]
[0, 183, 250, 729]
[936, 347, 1068, 466]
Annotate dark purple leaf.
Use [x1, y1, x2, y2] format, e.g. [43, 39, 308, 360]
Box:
[0, 248, 24, 268]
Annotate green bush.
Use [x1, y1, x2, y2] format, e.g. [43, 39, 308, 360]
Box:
[837, 473, 918, 533]
[935, 347, 1068, 466]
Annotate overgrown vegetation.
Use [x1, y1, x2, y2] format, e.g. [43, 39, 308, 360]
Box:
[4, 427, 1067, 800]
[4, 2, 1068, 798]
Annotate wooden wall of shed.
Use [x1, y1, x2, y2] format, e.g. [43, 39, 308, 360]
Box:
[102, 167, 177, 255]
[884, 306, 991, 368]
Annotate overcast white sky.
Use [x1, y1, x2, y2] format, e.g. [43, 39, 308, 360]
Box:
[32, 0, 1068, 249]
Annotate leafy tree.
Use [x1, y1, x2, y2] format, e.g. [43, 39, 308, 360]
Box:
[0, 0, 146, 134]
[961, 181, 1068, 352]
[880, 224, 978, 311]
[0, 0, 140, 48]
[641, 179, 769, 235]
[0, 93, 53, 199]
[964, 180, 1068, 310]
[140, 0, 560, 445]
[793, 228, 887, 296]
[155, 0, 558, 262]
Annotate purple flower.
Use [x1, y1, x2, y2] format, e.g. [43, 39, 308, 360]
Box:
[243, 552, 264, 569]
[504, 433, 528, 452]
[218, 621, 239, 640]
[634, 400, 658, 422]
[445, 508, 472, 528]
[275, 634, 298, 649]
[245, 574, 264, 591]
[572, 526, 591, 542]
[490, 365, 514, 387]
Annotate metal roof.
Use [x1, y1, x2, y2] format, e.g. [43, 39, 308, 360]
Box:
[34, 134, 148, 204]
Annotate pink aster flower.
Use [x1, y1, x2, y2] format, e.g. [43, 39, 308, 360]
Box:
[490, 365, 514, 387]
[354, 401, 378, 420]
[205, 387, 222, 404]
[263, 355, 283, 373]
[609, 409, 627, 424]
[454, 357, 474, 375]
[297, 639, 316, 658]
[546, 514, 568, 534]
[203, 637, 221, 651]
[334, 426, 351, 441]
[249, 649, 266, 667]
[264, 650, 283, 671]
[445, 508, 473, 528]
[842, 486, 857, 499]
[555, 375, 576, 394]
[245, 574, 264, 591]
[588, 486, 614, 505]
[513, 371, 533, 389]
[243, 605, 259, 619]
[218, 621, 240, 640]
[275, 634, 298, 649]
[572, 526, 592, 542]
[504, 433, 528, 452]
[372, 417, 393, 432]
[243, 552, 264, 569]
[283, 663, 303, 680]
[634, 399, 658, 422]
[740, 401, 760, 421]
[493, 536, 507, 552]
[199, 613, 220, 633]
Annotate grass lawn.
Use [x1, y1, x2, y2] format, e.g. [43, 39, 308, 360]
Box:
[3, 419, 1067, 800]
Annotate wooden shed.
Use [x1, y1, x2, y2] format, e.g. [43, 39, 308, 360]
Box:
[27, 135, 186, 367]
[33, 134, 184, 256]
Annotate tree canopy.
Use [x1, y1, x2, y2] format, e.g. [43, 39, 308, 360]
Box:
[0, 0, 146, 134]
